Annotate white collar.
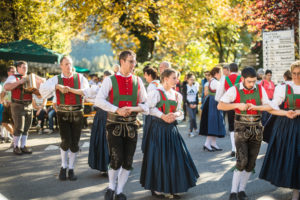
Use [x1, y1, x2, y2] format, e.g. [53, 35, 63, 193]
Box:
[238, 82, 257, 90]
[60, 72, 75, 78]
[116, 71, 132, 78]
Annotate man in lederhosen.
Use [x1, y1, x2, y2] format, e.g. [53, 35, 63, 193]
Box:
[216, 63, 241, 157]
[217, 67, 270, 200]
[4, 61, 37, 155]
[39, 56, 89, 181]
[95, 50, 147, 200]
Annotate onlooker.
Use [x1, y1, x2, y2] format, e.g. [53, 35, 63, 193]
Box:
[283, 70, 292, 84]
[113, 64, 120, 74]
[260, 69, 275, 100]
[256, 68, 264, 84]
[222, 65, 230, 77]
[32, 94, 47, 134]
[159, 61, 171, 74]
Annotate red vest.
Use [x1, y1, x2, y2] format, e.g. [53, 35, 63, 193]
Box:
[56, 73, 82, 106]
[225, 74, 241, 91]
[11, 74, 32, 102]
[109, 74, 140, 108]
[156, 89, 178, 114]
[234, 84, 263, 115]
[283, 84, 300, 110]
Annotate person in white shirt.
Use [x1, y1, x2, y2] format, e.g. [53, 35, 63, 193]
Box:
[39, 56, 89, 181]
[94, 50, 148, 200]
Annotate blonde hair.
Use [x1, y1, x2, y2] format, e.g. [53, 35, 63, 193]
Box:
[291, 60, 300, 72]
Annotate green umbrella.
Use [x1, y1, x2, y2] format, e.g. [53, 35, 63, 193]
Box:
[0, 39, 62, 64]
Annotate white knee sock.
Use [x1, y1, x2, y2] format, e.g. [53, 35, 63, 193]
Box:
[292, 189, 299, 200]
[20, 135, 28, 148]
[239, 170, 251, 192]
[68, 151, 77, 170]
[230, 132, 236, 152]
[60, 148, 68, 168]
[108, 168, 120, 191]
[204, 136, 212, 148]
[13, 136, 20, 148]
[116, 167, 130, 195]
[231, 170, 242, 193]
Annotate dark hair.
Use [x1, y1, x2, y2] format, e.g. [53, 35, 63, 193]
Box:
[283, 70, 292, 81]
[186, 73, 194, 80]
[16, 61, 27, 68]
[60, 55, 72, 64]
[103, 70, 112, 77]
[161, 68, 176, 83]
[143, 65, 151, 73]
[265, 69, 272, 75]
[210, 67, 221, 77]
[229, 63, 238, 73]
[223, 65, 229, 70]
[7, 66, 16, 72]
[144, 67, 158, 80]
[241, 67, 257, 78]
[119, 50, 136, 64]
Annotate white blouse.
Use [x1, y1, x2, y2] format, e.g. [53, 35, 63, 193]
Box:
[147, 86, 183, 120]
[269, 82, 300, 110]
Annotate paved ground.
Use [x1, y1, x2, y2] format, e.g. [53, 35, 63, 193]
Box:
[0, 118, 293, 200]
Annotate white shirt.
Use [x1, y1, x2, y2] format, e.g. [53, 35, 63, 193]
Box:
[220, 82, 270, 105]
[209, 78, 220, 91]
[147, 86, 183, 120]
[215, 73, 238, 102]
[83, 85, 100, 103]
[269, 82, 300, 110]
[39, 73, 89, 100]
[94, 72, 148, 113]
[4, 73, 23, 86]
[147, 80, 160, 93]
[186, 84, 198, 103]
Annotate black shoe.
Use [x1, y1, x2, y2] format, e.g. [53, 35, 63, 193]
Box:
[59, 167, 67, 181]
[13, 146, 22, 155]
[170, 194, 181, 199]
[68, 169, 77, 181]
[105, 188, 115, 200]
[20, 146, 32, 154]
[238, 191, 248, 200]
[115, 193, 127, 200]
[151, 191, 164, 199]
[100, 171, 108, 177]
[231, 151, 236, 157]
[203, 145, 214, 152]
[211, 146, 223, 151]
[229, 193, 238, 200]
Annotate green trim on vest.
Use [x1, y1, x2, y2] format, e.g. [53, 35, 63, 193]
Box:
[285, 85, 300, 110]
[156, 90, 178, 114]
[110, 75, 138, 106]
[58, 73, 81, 105]
[236, 83, 261, 114]
[225, 75, 241, 88]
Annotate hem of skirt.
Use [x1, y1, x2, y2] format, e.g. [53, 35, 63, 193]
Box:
[259, 177, 300, 190]
[140, 183, 196, 194]
[199, 133, 225, 138]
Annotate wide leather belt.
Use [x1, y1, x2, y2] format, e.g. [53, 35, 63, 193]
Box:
[107, 112, 137, 124]
[57, 105, 82, 112]
[235, 113, 261, 123]
[12, 99, 32, 105]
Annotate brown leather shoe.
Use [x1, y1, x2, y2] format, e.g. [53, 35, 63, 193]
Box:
[13, 147, 22, 155]
[20, 146, 32, 154]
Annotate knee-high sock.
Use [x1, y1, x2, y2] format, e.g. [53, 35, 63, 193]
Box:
[204, 136, 212, 148]
[20, 135, 28, 148]
[231, 170, 242, 193]
[13, 136, 20, 148]
[239, 170, 251, 192]
[116, 167, 130, 195]
[230, 132, 236, 152]
[292, 189, 299, 200]
[108, 168, 120, 191]
[60, 148, 68, 168]
[68, 151, 77, 169]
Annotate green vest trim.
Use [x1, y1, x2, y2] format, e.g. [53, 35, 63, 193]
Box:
[285, 85, 300, 110]
[225, 75, 241, 87]
[156, 89, 178, 114]
[58, 73, 81, 105]
[110, 75, 138, 106]
[236, 83, 262, 114]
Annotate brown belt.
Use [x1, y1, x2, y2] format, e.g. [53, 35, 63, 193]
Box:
[57, 105, 82, 112]
[107, 112, 137, 124]
[235, 113, 261, 123]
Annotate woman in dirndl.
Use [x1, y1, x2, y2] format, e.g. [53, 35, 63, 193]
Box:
[140, 69, 199, 199]
[199, 67, 226, 152]
[259, 61, 300, 200]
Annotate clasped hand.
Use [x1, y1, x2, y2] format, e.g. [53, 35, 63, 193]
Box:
[161, 113, 177, 123]
[116, 107, 134, 117]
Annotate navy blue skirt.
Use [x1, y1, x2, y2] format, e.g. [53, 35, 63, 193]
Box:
[140, 117, 199, 194]
[88, 107, 110, 172]
[199, 95, 226, 137]
[259, 116, 300, 189]
[141, 115, 153, 153]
